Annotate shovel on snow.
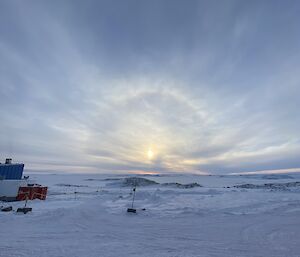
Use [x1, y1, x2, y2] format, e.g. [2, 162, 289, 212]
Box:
[16, 194, 32, 214]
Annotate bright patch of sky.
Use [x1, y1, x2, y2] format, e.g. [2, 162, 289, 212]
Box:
[0, 0, 299, 174]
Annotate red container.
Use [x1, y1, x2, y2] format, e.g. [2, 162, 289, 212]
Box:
[17, 186, 48, 201]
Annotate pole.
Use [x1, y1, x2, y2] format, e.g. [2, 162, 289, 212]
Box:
[131, 187, 136, 209]
[24, 193, 28, 208]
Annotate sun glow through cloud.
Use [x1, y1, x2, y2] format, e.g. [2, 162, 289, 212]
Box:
[147, 148, 154, 160]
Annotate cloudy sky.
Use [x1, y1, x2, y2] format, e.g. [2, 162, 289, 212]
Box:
[0, 0, 299, 174]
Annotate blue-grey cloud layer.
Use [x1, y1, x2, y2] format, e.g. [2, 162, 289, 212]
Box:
[0, 0, 299, 173]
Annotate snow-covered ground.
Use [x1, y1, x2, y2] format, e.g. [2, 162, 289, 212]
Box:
[1, 173, 300, 257]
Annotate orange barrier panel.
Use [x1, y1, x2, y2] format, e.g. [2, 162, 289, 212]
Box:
[17, 186, 48, 201]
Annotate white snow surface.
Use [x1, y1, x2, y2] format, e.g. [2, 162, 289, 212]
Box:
[1, 173, 300, 257]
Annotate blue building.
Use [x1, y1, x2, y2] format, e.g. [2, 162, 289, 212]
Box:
[0, 159, 24, 180]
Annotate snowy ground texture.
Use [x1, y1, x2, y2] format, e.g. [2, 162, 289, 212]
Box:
[1, 172, 300, 257]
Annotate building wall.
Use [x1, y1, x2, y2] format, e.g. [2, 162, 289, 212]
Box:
[0, 180, 27, 198]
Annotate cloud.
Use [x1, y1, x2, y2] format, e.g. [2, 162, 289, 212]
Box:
[0, 0, 299, 174]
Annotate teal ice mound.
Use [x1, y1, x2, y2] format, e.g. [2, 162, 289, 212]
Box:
[234, 181, 300, 190]
[162, 182, 202, 189]
[55, 183, 88, 188]
[107, 177, 159, 187]
[261, 174, 294, 180]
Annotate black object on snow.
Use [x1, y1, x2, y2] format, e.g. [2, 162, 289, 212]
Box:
[1, 206, 13, 212]
[16, 207, 32, 214]
[127, 187, 137, 213]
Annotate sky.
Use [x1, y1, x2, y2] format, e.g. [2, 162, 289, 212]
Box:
[0, 0, 300, 174]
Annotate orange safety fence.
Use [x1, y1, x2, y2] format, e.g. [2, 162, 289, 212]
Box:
[16, 186, 48, 201]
